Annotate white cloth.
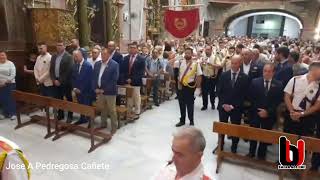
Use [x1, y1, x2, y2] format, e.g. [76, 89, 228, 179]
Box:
[153, 163, 211, 180]
[242, 62, 251, 75]
[87, 57, 101, 68]
[0, 60, 16, 84]
[34, 53, 53, 87]
[78, 59, 84, 73]
[178, 60, 203, 83]
[284, 74, 320, 111]
[98, 61, 108, 87]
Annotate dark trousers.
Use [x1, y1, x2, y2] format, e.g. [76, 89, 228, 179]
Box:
[174, 68, 179, 95]
[283, 111, 316, 136]
[53, 85, 73, 119]
[0, 83, 16, 117]
[219, 108, 242, 146]
[249, 113, 275, 158]
[39, 85, 54, 98]
[178, 85, 195, 123]
[152, 78, 160, 104]
[76, 93, 92, 121]
[312, 121, 320, 169]
[201, 76, 217, 108]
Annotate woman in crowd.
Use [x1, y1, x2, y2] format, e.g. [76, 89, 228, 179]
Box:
[0, 50, 16, 120]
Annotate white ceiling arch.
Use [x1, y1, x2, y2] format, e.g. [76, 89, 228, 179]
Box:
[228, 11, 303, 30]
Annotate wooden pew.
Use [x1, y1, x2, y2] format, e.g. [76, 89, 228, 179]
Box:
[141, 78, 153, 111]
[13, 90, 112, 153]
[213, 122, 320, 180]
[117, 85, 134, 126]
[158, 72, 171, 103]
[49, 97, 112, 153]
[13, 90, 54, 139]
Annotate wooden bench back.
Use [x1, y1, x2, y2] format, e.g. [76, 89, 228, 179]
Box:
[213, 122, 320, 153]
[13, 90, 96, 119]
[13, 90, 49, 107]
[49, 98, 95, 118]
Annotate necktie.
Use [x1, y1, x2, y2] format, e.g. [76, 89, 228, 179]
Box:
[76, 63, 80, 74]
[129, 55, 134, 74]
[231, 73, 237, 88]
[265, 80, 270, 95]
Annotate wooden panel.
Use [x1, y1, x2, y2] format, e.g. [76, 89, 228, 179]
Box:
[49, 98, 95, 118]
[213, 122, 320, 152]
[13, 90, 49, 106]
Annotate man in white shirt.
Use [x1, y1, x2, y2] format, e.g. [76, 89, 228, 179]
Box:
[34, 43, 54, 97]
[153, 127, 211, 180]
[87, 47, 101, 68]
[283, 62, 320, 136]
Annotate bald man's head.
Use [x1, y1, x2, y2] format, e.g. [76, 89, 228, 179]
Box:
[252, 48, 260, 61]
[107, 41, 116, 52]
[231, 55, 242, 72]
[241, 48, 252, 64]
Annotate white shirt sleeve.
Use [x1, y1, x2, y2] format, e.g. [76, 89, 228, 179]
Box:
[284, 77, 294, 95]
[196, 62, 203, 76]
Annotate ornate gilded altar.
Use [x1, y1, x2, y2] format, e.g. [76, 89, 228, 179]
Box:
[30, 8, 76, 47]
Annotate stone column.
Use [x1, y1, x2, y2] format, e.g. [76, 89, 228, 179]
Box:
[78, 0, 89, 47]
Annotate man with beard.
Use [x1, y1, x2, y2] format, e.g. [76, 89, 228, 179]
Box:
[175, 47, 202, 127]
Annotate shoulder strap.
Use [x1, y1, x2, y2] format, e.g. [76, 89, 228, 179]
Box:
[310, 83, 320, 106]
[292, 77, 296, 95]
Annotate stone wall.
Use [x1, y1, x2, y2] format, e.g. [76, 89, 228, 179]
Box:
[207, 0, 320, 40]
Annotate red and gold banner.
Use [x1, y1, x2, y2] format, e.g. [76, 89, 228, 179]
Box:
[164, 8, 200, 39]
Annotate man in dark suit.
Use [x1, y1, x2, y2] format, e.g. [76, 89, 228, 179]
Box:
[92, 48, 119, 133]
[247, 63, 283, 160]
[240, 48, 262, 82]
[274, 46, 293, 87]
[240, 48, 263, 125]
[50, 41, 74, 122]
[120, 42, 146, 119]
[71, 50, 93, 125]
[107, 41, 123, 66]
[217, 55, 250, 153]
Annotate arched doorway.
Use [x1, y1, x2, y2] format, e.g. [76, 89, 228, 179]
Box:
[225, 11, 303, 39]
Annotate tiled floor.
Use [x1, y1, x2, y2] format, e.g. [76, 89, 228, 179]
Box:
[0, 97, 295, 180]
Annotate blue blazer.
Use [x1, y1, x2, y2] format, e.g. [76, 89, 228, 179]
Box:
[240, 61, 263, 82]
[274, 61, 293, 87]
[72, 60, 93, 95]
[112, 51, 123, 65]
[249, 77, 283, 119]
[92, 59, 119, 96]
[217, 70, 250, 110]
[119, 54, 146, 86]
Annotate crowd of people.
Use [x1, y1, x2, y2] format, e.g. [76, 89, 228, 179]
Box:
[2, 35, 320, 178]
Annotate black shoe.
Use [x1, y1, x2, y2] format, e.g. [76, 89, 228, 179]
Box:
[212, 106, 216, 110]
[257, 156, 266, 161]
[73, 119, 88, 125]
[175, 96, 178, 99]
[175, 122, 185, 127]
[231, 143, 237, 153]
[201, 107, 207, 111]
[154, 103, 160, 107]
[190, 122, 194, 126]
[246, 153, 255, 158]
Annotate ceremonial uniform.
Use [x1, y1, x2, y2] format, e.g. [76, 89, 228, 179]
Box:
[283, 74, 320, 136]
[0, 137, 30, 180]
[177, 59, 202, 125]
[153, 163, 211, 180]
[200, 53, 222, 109]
